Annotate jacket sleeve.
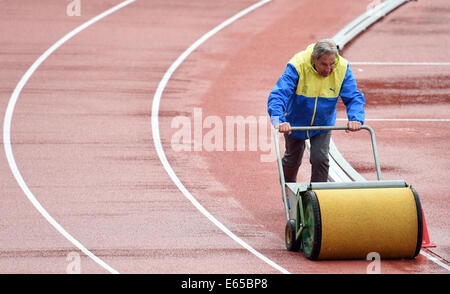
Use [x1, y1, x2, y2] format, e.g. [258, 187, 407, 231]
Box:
[339, 64, 365, 124]
[267, 63, 299, 126]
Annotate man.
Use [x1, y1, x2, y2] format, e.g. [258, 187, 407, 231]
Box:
[267, 39, 365, 183]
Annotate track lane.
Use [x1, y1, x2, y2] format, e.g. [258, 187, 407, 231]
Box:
[2, 0, 293, 274]
[152, 0, 294, 274]
[0, 0, 129, 274]
[2, 0, 447, 274]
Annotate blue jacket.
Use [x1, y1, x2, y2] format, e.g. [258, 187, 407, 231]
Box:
[267, 44, 365, 140]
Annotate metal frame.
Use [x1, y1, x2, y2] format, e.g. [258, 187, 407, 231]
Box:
[274, 125, 405, 222]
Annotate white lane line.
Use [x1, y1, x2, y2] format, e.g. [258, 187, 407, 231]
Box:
[151, 0, 290, 274]
[3, 0, 137, 274]
[420, 250, 450, 271]
[350, 62, 450, 66]
[337, 118, 450, 122]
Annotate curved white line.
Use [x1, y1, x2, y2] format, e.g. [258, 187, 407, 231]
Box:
[3, 0, 137, 274]
[420, 251, 450, 271]
[151, 0, 290, 274]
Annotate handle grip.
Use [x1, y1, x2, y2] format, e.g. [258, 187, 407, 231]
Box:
[277, 125, 381, 181]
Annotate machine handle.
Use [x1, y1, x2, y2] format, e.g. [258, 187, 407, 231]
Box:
[274, 125, 382, 221]
[286, 125, 382, 181]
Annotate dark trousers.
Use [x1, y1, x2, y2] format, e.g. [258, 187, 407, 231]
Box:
[282, 131, 331, 183]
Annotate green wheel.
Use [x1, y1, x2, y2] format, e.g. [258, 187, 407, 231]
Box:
[301, 191, 322, 260]
[285, 219, 301, 251]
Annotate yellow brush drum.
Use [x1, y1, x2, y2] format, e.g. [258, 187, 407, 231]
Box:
[301, 187, 423, 260]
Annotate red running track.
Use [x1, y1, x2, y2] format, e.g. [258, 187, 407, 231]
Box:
[0, 0, 448, 274]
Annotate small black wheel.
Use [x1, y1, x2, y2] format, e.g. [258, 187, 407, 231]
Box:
[285, 219, 301, 251]
[301, 191, 322, 260]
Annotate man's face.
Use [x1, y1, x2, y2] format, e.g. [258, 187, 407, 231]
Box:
[312, 53, 336, 77]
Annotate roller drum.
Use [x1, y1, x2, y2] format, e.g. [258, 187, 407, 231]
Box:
[302, 187, 422, 260]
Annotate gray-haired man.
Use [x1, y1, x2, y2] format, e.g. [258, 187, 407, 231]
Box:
[267, 39, 365, 182]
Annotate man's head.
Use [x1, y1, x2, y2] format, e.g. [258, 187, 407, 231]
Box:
[312, 39, 338, 77]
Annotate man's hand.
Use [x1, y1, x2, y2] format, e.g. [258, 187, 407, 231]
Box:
[347, 121, 362, 132]
[276, 122, 292, 134]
